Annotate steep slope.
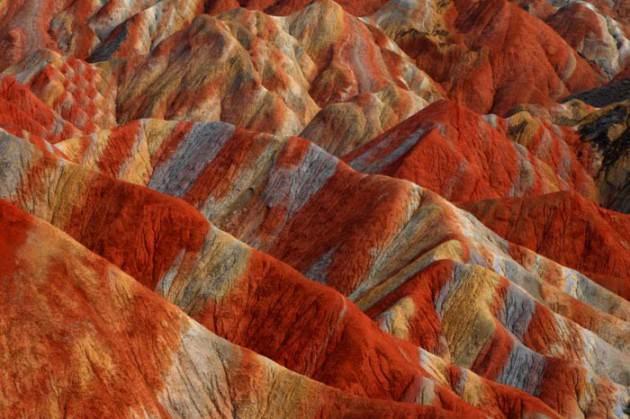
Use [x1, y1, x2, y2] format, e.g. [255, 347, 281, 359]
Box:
[0, 0, 181, 68]
[0, 199, 466, 419]
[7, 120, 628, 416]
[50, 118, 627, 324]
[0, 0, 392, 75]
[574, 101, 630, 212]
[161, 224, 563, 418]
[367, 0, 602, 114]
[483, 98, 630, 213]
[464, 191, 630, 299]
[502, 103, 596, 181]
[0, 130, 571, 418]
[344, 100, 597, 203]
[512, 0, 629, 78]
[1, 1, 629, 417]
[0, 0, 606, 121]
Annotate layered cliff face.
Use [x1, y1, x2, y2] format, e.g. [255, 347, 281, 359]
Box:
[0, 0, 628, 418]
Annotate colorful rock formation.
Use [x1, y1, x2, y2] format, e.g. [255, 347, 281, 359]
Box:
[344, 100, 598, 203]
[464, 191, 630, 299]
[0, 0, 628, 418]
[0, 199, 470, 419]
[367, 0, 602, 115]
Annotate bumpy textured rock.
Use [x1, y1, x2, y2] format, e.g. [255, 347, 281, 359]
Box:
[107, 1, 443, 153]
[0, 76, 76, 154]
[2, 50, 117, 133]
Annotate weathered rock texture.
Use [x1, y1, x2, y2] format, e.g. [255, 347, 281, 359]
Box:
[464, 191, 630, 298]
[0, 199, 472, 419]
[366, 0, 603, 115]
[0, 0, 628, 418]
[344, 100, 599, 203]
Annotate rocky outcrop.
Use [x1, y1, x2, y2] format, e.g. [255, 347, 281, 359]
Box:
[569, 78, 630, 107]
[574, 101, 630, 212]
